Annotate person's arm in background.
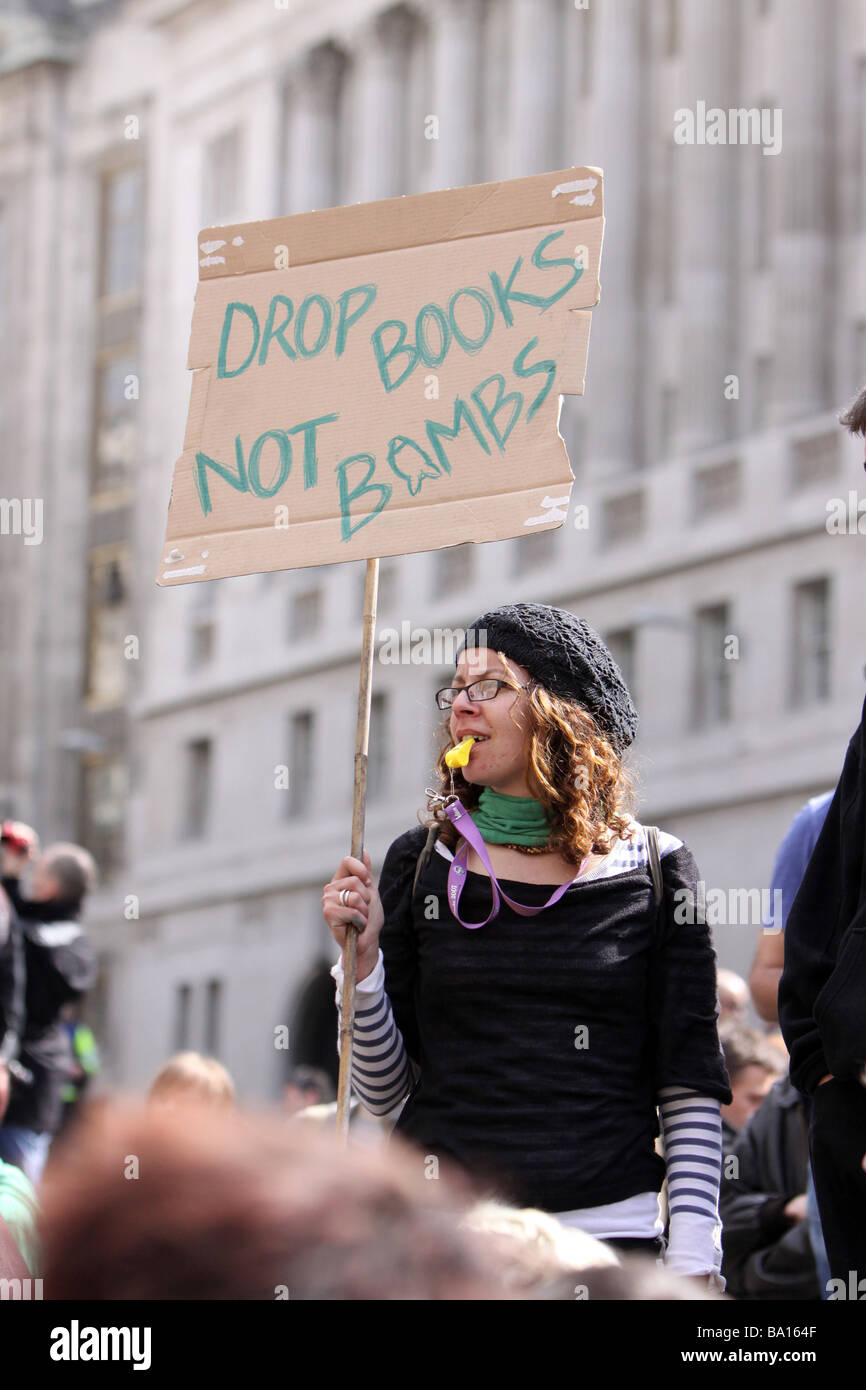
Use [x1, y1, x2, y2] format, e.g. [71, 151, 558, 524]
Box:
[750, 794, 834, 1025]
[0, 888, 25, 1068]
[780, 706, 865, 1093]
[750, 931, 785, 1025]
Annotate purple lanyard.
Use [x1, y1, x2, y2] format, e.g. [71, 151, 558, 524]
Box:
[443, 799, 590, 929]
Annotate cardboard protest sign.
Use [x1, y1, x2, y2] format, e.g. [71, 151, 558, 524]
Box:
[158, 166, 604, 585]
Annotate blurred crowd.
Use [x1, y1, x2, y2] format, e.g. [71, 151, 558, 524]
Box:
[0, 788, 854, 1300]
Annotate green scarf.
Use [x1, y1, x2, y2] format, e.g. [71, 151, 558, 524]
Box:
[472, 786, 551, 845]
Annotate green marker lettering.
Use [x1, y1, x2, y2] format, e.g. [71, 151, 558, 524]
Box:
[335, 452, 392, 540]
[513, 338, 556, 420]
[424, 396, 491, 475]
[448, 287, 495, 354]
[247, 430, 292, 498]
[295, 294, 332, 359]
[370, 319, 418, 392]
[288, 413, 339, 489]
[217, 302, 260, 378]
[194, 437, 250, 516]
[471, 374, 523, 451]
[258, 295, 296, 366]
[335, 284, 377, 357]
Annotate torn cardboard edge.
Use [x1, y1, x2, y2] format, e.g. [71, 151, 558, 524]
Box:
[196, 166, 604, 280]
[158, 477, 577, 585]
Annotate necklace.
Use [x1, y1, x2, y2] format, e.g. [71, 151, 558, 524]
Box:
[499, 841, 552, 854]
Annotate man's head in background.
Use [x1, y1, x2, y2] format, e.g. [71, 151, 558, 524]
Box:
[719, 1022, 786, 1133]
[717, 968, 750, 1024]
[39, 1099, 506, 1300]
[148, 1052, 236, 1112]
[284, 1066, 335, 1116]
[28, 844, 96, 910]
[0, 1060, 9, 1125]
[839, 385, 866, 456]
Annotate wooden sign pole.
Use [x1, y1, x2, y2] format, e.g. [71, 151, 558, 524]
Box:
[335, 556, 379, 1142]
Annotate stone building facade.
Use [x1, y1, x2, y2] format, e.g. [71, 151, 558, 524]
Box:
[1, 0, 864, 1098]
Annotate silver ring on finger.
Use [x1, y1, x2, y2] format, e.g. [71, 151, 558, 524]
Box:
[339, 888, 351, 908]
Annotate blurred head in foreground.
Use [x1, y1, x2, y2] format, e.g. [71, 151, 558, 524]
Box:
[148, 1052, 236, 1112]
[39, 1101, 510, 1299]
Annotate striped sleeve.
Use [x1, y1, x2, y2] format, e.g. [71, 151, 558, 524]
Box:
[330, 949, 416, 1116]
[658, 1086, 724, 1280]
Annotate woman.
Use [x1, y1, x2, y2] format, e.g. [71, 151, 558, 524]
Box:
[323, 603, 731, 1285]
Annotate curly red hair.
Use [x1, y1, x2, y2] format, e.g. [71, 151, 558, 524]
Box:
[425, 653, 637, 867]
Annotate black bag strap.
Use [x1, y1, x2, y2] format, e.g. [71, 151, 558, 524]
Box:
[644, 824, 665, 944]
[412, 825, 440, 899]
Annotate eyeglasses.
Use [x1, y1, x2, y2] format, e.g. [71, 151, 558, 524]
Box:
[435, 678, 527, 710]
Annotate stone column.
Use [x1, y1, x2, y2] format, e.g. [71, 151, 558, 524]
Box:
[770, 0, 830, 421]
[672, 1, 737, 454]
[509, 0, 561, 177]
[347, 6, 417, 204]
[428, 0, 485, 189]
[581, 0, 642, 476]
[285, 42, 345, 215]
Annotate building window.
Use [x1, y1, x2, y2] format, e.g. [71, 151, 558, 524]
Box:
[692, 459, 742, 518]
[80, 753, 127, 873]
[693, 604, 733, 728]
[367, 692, 389, 801]
[174, 984, 192, 1051]
[92, 350, 138, 497]
[660, 385, 677, 456]
[602, 490, 645, 546]
[662, 145, 676, 305]
[182, 738, 212, 839]
[665, 0, 679, 57]
[434, 543, 474, 593]
[790, 578, 831, 707]
[85, 548, 130, 706]
[100, 166, 144, 300]
[204, 979, 223, 1056]
[201, 128, 242, 226]
[604, 629, 637, 708]
[790, 431, 839, 492]
[752, 356, 773, 431]
[189, 619, 215, 669]
[510, 531, 552, 574]
[287, 712, 314, 818]
[290, 589, 322, 641]
[755, 140, 772, 272]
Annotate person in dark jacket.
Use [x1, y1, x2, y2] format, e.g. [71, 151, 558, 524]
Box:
[779, 385, 866, 1283]
[720, 1076, 820, 1300]
[0, 832, 98, 1185]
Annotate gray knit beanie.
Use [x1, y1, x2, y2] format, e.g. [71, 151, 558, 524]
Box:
[457, 603, 638, 753]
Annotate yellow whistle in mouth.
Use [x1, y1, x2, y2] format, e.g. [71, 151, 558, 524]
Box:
[445, 736, 475, 768]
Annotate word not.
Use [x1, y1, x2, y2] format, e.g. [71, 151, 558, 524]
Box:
[673, 884, 783, 928]
[0, 498, 43, 545]
[673, 101, 782, 156]
[50, 1321, 152, 1370]
[826, 491, 866, 534]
